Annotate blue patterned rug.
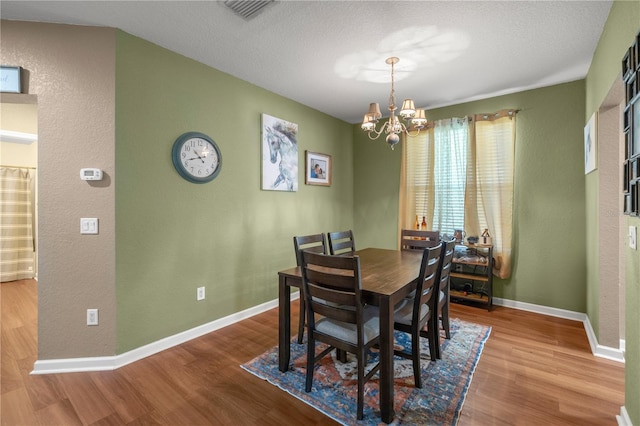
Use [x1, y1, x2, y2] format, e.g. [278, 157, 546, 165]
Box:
[241, 318, 491, 425]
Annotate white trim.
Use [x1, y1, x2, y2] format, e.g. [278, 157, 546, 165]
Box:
[32, 293, 300, 375]
[617, 406, 632, 426]
[494, 297, 585, 321]
[493, 298, 625, 363]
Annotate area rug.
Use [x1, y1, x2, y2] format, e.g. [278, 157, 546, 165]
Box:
[241, 318, 491, 425]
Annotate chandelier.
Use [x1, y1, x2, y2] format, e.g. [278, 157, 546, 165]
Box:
[361, 57, 427, 150]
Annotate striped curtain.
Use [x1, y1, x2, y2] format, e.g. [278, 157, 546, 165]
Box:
[0, 167, 35, 282]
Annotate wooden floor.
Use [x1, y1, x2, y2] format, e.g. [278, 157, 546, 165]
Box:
[1, 279, 624, 425]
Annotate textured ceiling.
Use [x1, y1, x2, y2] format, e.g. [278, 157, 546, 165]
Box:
[1, 1, 613, 124]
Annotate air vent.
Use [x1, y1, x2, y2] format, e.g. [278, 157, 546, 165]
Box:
[223, 0, 275, 20]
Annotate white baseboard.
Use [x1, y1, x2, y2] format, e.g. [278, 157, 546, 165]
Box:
[493, 297, 625, 363]
[32, 293, 301, 375]
[33, 292, 621, 374]
[617, 406, 632, 426]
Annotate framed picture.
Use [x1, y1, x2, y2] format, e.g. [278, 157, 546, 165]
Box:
[0, 66, 22, 93]
[584, 112, 597, 175]
[261, 114, 298, 192]
[633, 99, 640, 157]
[305, 151, 331, 186]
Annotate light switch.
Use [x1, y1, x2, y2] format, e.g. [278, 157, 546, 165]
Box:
[630, 226, 637, 250]
[80, 218, 98, 235]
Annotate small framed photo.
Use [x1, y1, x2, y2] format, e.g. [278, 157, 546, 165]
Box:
[584, 112, 597, 175]
[1, 66, 22, 93]
[305, 151, 331, 186]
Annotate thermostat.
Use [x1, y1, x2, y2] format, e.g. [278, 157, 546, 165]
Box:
[80, 168, 103, 181]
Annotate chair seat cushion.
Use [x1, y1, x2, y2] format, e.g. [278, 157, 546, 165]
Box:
[393, 299, 429, 325]
[315, 305, 380, 345]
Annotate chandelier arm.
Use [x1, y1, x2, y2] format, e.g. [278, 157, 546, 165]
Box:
[366, 121, 391, 140]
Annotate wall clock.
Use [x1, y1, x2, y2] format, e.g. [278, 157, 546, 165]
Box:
[172, 132, 222, 184]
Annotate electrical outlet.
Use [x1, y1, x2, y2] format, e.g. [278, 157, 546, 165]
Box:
[630, 226, 637, 250]
[197, 286, 205, 301]
[87, 308, 99, 326]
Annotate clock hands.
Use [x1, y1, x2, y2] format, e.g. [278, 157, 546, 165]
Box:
[186, 147, 212, 164]
[192, 149, 206, 163]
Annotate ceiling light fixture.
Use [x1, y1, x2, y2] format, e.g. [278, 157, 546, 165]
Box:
[0, 129, 37, 144]
[361, 57, 427, 150]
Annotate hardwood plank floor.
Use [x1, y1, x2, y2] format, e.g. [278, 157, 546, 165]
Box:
[1, 279, 624, 425]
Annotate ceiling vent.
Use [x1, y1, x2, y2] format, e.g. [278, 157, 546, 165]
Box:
[223, 1, 275, 20]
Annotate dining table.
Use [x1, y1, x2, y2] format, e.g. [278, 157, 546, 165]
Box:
[277, 247, 423, 424]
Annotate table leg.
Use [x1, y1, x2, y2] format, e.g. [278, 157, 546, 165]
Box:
[379, 295, 395, 423]
[278, 274, 291, 372]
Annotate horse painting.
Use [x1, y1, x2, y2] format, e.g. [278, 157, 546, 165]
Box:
[262, 115, 298, 191]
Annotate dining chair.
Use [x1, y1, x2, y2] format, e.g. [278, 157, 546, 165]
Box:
[293, 233, 327, 343]
[393, 243, 442, 388]
[434, 237, 456, 359]
[327, 230, 356, 255]
[400, 229, 440, 251]
[300, 251, 380, 420]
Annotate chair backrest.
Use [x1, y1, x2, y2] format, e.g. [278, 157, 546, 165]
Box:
[293, 233, 326, 266]
[327, 230, 356, 255]
[437, 237, 456, 297]
[400, 229, 440, 251]
[300, 251, 364, 341]
[412, 244, 443, 327]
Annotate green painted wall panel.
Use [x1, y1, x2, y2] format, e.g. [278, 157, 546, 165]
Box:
[115, 32, 353, 352]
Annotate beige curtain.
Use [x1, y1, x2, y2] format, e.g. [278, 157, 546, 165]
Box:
[468, 111, 516, 279]
[1, 167, 35, 282]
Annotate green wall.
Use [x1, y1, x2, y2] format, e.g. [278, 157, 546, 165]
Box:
[355, 80, 587, 312]
[115, 32, 354, 352]
[585, 1, 640, 423]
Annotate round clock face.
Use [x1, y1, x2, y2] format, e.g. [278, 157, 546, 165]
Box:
[172, 132, 222, 183]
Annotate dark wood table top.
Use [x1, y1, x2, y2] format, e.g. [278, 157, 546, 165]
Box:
[278, 247, 423, 297]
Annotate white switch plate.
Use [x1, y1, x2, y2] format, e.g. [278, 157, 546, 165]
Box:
[197, 286, 205, 301]
[80, 218, 99, 234]
[630, 226, 637, 250]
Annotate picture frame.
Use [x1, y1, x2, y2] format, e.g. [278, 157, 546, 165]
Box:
[261, 114, 298, 192]
[584, 112, 597, 175]
[1, 66, 22, 93]
[305, 151, 331, 186]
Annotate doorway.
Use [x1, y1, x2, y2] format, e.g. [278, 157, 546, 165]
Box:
[0, 97, 38, 282]
[597, 74, 626, 352]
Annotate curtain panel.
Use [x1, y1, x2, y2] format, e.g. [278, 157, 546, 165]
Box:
[0, 167, 35, 282]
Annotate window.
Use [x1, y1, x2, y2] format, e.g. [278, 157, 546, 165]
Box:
[401, 110, 516, 278]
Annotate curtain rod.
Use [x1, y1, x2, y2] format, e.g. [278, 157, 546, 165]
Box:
[471, 109, 520, 121]
[0, 165, 36, 169]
